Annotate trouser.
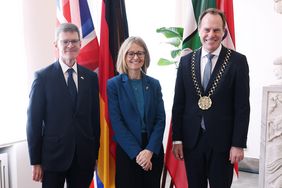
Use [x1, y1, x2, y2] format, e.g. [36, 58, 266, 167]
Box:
[115, 132, 164, 188]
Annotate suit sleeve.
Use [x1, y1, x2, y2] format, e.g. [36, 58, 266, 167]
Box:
[172, 58, 186, 142]
[92, 73, 100, 160]
[26, 72, 45, 165]
[232, 55, 250, 148]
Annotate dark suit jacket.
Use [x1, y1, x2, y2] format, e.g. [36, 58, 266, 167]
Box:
[172, 46, 250, 152]
[107, 74, 165, 159]
[26, 61, 100, 171]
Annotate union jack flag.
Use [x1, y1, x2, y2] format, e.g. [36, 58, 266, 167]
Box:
[56, 1, 100, 187]
[56, 0, 99, 71]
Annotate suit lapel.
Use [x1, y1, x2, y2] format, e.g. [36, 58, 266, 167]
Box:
[76, 65, 87, 112]
[54, 61, 70, 96]
[54, 61, 67, 87]
[143, 75, 150, 120]
[54, 61, 75, 111]
[207, 46, 228, 91]
[194, 49, 204, 93]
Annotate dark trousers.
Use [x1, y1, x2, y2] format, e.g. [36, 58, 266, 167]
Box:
[42, 153, 94, 188]
[183, 130, 233, 188]
[115, 133, 164, 188]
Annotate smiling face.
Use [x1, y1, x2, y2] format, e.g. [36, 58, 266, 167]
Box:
[198, 13, 225, 53]
[55, 31, 81, 67]
[125, 42, 145, 73]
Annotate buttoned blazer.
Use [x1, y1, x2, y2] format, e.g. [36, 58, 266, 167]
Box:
[107, 74, 165, 159]
[27, 61, 100, 171]
[172, 46, 250, 152]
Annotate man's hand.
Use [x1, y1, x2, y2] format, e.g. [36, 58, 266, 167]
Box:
[229, 146, 244, 164]
[32, 164, 43, 182]
[172, 143, 184, 160]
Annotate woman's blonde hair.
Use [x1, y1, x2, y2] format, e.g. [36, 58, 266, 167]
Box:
[116, 36, 150, 74]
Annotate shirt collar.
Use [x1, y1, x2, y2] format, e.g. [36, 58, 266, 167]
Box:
[59, 59, 78, 74]
[201, 44, 222, 58]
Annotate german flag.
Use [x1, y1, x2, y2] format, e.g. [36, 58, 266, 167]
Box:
[95, 0, 128, 187]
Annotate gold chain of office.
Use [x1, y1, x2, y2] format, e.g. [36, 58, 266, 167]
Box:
[191, 49, 232, 110]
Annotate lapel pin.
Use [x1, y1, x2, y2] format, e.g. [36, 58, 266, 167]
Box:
[80, 76, 84, 80]
[146, 86, 149, 90]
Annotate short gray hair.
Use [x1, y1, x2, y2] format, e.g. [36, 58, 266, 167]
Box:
[55, 23, 81, 40]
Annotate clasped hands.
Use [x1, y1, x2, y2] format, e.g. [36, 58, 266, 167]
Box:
[136, 149, 153, 171]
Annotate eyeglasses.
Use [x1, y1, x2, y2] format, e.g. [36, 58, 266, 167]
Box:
[126, 51, 146, 59]
[59, 39, 80, 46]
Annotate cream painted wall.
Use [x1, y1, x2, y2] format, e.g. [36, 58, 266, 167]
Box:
[0, 0, 57, 144]
[0, 0, 28, 145]
[23, 0, 56, 86]
[20, 0, 282, 160]
[233, 0, 282, 158]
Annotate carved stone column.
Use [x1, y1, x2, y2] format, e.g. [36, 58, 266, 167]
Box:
[260, 86, 282, 188]
[274, 0, 282, 13]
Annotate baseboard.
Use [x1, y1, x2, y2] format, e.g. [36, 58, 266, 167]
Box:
[238, 157, 259, 174]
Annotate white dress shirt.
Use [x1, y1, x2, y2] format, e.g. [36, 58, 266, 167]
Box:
[59, 60, 78, 91]
[200, 45, 221, 85]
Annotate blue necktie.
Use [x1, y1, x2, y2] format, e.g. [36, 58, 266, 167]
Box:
[201, 53, 214, 130]
[203, 53, 214, 91]
[67, 68, 77, 109]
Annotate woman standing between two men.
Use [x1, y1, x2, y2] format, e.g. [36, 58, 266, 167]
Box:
[107, 36, 166, 188]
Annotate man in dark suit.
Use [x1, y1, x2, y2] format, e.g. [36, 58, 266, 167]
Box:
[26, 23, 100, 188]
[172, 8, 250, 188]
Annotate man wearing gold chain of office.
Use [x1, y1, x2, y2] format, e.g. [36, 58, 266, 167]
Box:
[172, 8, 250, 188]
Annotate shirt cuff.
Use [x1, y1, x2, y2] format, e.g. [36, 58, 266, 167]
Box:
[173, 141, 183, 144]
